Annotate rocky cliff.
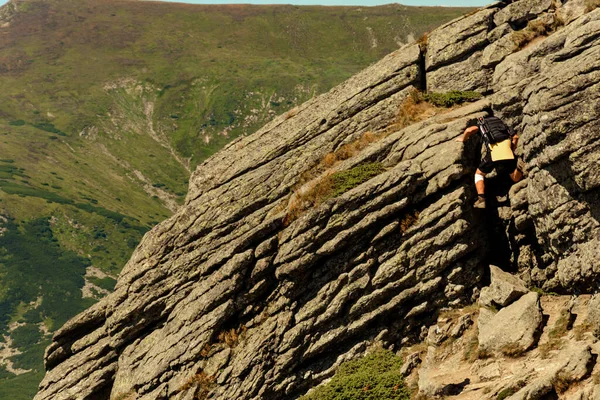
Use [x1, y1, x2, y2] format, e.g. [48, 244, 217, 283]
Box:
[34, 0, 600, 399]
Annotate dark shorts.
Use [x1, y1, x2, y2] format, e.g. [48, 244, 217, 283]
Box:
[478, 151, 517, 175]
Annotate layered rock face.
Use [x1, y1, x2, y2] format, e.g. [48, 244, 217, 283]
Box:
[35, 1, 600, 399]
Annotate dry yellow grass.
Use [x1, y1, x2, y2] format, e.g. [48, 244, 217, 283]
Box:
[284, 129, 381, 225]
[400, 211, 420, 234]
[179, 371, 216, 400]
[391, 89, 439, 131]
[552, 372, 572, 394]
[283, 89, 443, 225]
[510, 16, 564, 50]
[218, 325, 247, 348]
[200, 343, 213, 358]
[585, 0, 600, 12]
[285, 107, 299, 120]
[416, 32, 428, 52]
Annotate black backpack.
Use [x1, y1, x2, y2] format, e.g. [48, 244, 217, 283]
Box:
[477, 116, 512, 144]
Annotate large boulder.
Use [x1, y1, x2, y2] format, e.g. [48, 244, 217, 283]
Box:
[478, 292, 543, 356]
[479, 265, 529, 308]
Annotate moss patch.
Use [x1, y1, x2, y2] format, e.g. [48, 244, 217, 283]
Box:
[422, 91, 482, 108]
[329, 163, 386, 198]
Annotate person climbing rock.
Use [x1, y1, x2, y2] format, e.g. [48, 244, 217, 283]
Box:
[456, 115, 524, 209]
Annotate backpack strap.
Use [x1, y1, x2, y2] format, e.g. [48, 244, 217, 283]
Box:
[477, 117, 494, 145]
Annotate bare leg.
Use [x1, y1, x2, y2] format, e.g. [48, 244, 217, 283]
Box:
[510, 168, 523, 183]
[475, 169, 486, 195]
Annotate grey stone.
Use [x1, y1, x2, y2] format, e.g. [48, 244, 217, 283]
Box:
[488, 22, 513, 43]
[494, 0, 553, 26]
[477, 361, 502, 382]
[450, 313, 473, 338]
[426, 8, 496, 71]
[427, 323, 451, 346]
[557, 0, 588, 25]
[400, 351, 421, 377]
[587, 294, 600, 338]
[481, 33, 516, 67]
[479, 265, 530, 308]
[478, 292, 543, 356]
[427, 51, 491, 93]
[507, 343, 593, 400]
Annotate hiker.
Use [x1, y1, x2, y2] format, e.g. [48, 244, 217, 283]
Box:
[456, 115, 523, 209]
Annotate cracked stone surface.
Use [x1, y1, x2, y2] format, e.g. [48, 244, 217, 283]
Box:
[35, 1, 600, 399]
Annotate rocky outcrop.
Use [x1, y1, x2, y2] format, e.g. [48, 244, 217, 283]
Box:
[479, 264, 529, 307]
[411, 278, 599, 399]
[35, 1, 600, 399]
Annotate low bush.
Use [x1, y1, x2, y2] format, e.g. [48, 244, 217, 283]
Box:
[88, 276, 117, 292]
[329, 163, 385, 198]
[301, 350, 411, 400]
[32, 122, 66, 136]
[422, 91, 482, 108]
[285, 162, 385, 225]
[496, 380, 526, 400]
[9, 120, 25, 126]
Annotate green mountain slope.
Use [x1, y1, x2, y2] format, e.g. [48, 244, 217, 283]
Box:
[0, 0, 473, 397]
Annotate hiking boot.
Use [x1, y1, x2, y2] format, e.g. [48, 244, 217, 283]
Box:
[474, 196, 486, 209]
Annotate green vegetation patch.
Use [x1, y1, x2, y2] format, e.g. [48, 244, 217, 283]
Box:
[301, 350, 410, 400]
[329, 163, 385, 198]
[497, 380, 526, 400]
[423, 91, 482, 108]
[88, 276, 117, 292]
[31, 122, 66, 136]
[0, 217, 95, 333]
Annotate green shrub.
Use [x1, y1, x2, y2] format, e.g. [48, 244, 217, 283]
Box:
[88, 276, 117, 292]
[301, 350, 411, 400]
[497, 380, 526, 400]
[423, 91, 482, 107]
[329, 163, 385, 198]
[32, 122, 66, 136]
[11, 324, 42, 349]
[9, 120, 25, 126]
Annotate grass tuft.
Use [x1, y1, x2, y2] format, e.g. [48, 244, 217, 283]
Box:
[285, 162, 385, 224]
[538, 309, 571, 358]
[510, 16, 564, 50]
[416, 32, 428, 52]
[496, 380, 526, 400]
[217, 325, 247, 348]
[422, 91, 482, 108]
[179, 371, 216, 400]
[393, 89, 436, 129]
[400, 210, 420, 233]
[585, 0, 600, 12]
[329, 163, 385, 198]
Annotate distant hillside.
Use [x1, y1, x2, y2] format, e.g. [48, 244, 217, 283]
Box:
[0, 0, 473, 397]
